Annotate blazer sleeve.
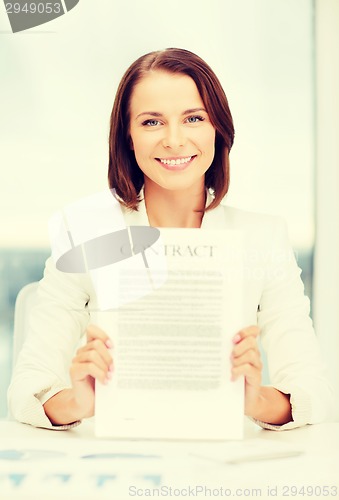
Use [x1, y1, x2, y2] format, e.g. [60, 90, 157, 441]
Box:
[255, 218, 334, 430]
[7, 256, 91, 429]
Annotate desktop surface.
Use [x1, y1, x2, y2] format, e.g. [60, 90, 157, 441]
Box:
[0, 419, 338, 500]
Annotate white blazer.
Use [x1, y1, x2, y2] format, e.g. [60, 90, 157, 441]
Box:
[8, 192, 334, 431]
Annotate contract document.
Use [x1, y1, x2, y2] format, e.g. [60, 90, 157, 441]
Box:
[93, 228, 244, 440]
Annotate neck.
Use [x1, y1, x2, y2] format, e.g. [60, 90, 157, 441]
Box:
[143, 181, 206, 228]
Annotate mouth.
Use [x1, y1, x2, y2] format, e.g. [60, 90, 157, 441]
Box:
[155, 155, 197, 170]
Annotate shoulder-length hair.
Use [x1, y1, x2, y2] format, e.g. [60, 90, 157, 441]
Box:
[108, 48, 234, 211]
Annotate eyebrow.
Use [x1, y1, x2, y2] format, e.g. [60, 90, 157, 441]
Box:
[135, 108, 207, 120]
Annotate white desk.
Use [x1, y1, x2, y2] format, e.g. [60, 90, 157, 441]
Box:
[0, 419, 338, 500]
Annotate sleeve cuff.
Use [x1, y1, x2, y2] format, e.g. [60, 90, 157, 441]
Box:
[9, 385, 81, 430]
[249, 385, 312, 431]
[36, 386, 82, 430]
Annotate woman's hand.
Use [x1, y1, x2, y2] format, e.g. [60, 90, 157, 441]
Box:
[230, 325, 293, 425]
[230, 325, 263, 418]
[69, 324, 114, 418]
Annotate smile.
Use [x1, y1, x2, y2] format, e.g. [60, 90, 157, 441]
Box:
[159, 156, 194, 166]
[155, 156, 197, 170]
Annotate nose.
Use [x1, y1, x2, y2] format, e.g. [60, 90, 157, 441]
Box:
[162, 123, 186, 149]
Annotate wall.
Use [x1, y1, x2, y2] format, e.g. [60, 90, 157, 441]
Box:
[313, 0, 339, 420]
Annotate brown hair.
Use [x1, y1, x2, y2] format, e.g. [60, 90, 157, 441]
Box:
[108, 48, 234, 211]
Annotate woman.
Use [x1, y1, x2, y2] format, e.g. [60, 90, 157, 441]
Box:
[8, 48, 333, 431]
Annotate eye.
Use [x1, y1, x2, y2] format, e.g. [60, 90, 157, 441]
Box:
[142, 119, 161, 127]
[185, 115, 205, 124]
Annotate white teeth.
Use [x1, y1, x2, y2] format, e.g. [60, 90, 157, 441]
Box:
[159, 156, 192, 165]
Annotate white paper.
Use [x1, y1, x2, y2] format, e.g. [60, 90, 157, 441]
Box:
[189, 438, 303, 464]
[93, 229, 244, 440]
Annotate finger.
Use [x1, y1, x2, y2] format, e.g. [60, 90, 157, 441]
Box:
[87, 338, 113, 366]
[76, 338, 113, 363]
[231, 363, 261, 384]
[73, 349, 113, 374]
[232, 325, 260, 344]
[232, 335, 259, 358]
[86, 324, 113, 349]
[75, 340, 113, 371]
[232, 349, 262, 370]
[70, 361, 111, 385]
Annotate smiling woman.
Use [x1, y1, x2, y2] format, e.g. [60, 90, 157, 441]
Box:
[108, 48, 234, 216]
[8, 48, 333, 433]
[129, 71, 216, 226]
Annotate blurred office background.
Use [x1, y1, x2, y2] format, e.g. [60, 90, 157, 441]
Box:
[0, 0, 338, 418]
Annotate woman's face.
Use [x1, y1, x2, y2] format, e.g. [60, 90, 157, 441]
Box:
[129, 70, 216, 194]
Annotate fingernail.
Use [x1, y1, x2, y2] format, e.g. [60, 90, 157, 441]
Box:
[232, 334, 241, 344]
[109, 363, 114, 372]
[105, 339, 113, 349]
[107, 372, 112, 380]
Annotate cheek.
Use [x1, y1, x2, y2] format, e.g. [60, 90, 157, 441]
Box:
[200, 128, 216, 156]
[131, 133, 154, 159]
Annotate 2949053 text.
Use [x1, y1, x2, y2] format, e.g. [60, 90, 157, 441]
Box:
[5, 2, 62, 14]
